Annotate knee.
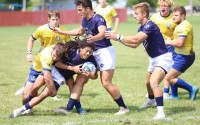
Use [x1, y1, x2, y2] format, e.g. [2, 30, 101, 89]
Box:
[102, 81, 111, 89]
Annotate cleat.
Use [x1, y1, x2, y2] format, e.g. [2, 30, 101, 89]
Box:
[167, 95, 179, 100]
[153, 113, 166, 120]
[21, 109, 33, 115]
[54, 106, 72, 115]
[114, 107, 129, 115]
[189, 86, 199, 100]
[140, 99, 156, 109]
[51, 95, 60, 101]
[9, 109, 23, 119]
[77, 108, 87, 115]
[15, 87, 24, 96]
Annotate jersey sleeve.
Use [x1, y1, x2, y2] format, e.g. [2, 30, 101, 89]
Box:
[111, 7, 118, 17]
[96, 15, 107, 27]
[141, 23, 155, 37]
[32, 26, 42, 40]
[177, 25, 188, 37]
[40, 49, 53, 71]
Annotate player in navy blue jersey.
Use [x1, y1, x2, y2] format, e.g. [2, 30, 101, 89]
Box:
[105, 2, 173, 120]
[54, 0, 129, 115]
[9, 40, 98, 118]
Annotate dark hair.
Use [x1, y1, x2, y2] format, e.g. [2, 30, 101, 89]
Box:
[78, 39, 95, 51]
[53, 42, 66, 57]
[173, 6, 186, 16]
[74, 0, 93, 10]
[64, 39, 95, 59]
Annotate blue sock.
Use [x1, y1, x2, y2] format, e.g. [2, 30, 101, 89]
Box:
[25, 103, 31, 110]
[148, 94, 154, 99]
[163, 88, 169, 93]
[114, 96, 127, 108]
[175, 78, 192, 92]
[28, 95, 33, 101]
[75, 101, 82, 110]
[155, 96, 163, 106]
[66, 98, 77, 110]
[170, 83, 178, 97]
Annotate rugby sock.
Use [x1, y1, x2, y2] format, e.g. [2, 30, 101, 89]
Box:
[66, 98, 78, 110]
[75, 101, 82, 110]
[175, 78, 192, 92]
[155, 96, 163, 106]
[170, 83, 178, 97]
[148, 94, 154, 99]
[25, 103, 31, 110]
[163, 88, 169, 93]
[28, 95, 33, 101]
[114, 96, 127, 108]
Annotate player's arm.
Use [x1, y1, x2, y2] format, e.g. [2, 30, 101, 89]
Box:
[26, 36, 35, 62]
[83, 68, 98, 80]
[55, 60, 82, 74]
[54, 26, 85, 36]
[112, 16, 119, 33]
[105, 31, 148, 48]
[165, 37, 186, 48]
[43, 70, 57, 97]
[87, 25, 107, 43]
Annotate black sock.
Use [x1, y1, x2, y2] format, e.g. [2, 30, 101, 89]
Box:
[66, 98, 78, 110]
[114, 96, 127, 108]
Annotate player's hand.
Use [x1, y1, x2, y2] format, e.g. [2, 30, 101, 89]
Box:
[105, 31, 118, 41]
[72, 64, 83, 74]
[165, 38, 171, 45]
[86, 35, 94, 43]
[82, 68, 97, 79]
[26, 54, 33, 62]
[53, 27, 63, 34]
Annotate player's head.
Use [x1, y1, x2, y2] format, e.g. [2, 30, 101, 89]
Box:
[98, 0, 107, 6]
[158, 0, 174, 16]
[133, 2, 150, 24]
[78, 39, 95, 60]
[74, 0, 93, 18]
[173, 6, 186, 24]
[48, 11, 60, 29]
[52, 42, 66, 61]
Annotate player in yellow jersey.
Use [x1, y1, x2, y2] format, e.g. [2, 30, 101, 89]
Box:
[94, 0, 119, 32]
[9, 42, 66, 118]
[165, 6, 198, 100]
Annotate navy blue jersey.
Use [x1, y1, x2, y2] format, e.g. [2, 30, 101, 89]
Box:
[82, 13, 112, 50]
[55, 48, 97, 80]
[138, 20, 168, 58]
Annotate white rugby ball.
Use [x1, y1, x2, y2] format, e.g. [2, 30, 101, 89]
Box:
[82, 62, 95, 72]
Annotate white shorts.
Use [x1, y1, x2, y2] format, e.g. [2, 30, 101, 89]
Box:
[148, 52, 173, 73]
[51, 66, 65, 86]
[93, 46, 116, 71]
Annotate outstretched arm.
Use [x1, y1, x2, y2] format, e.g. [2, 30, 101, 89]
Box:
[54, 26, 85, 36]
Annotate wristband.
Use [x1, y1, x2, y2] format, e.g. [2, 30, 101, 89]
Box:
[119, 35, 123, 42]
[27, 50, 31, 54]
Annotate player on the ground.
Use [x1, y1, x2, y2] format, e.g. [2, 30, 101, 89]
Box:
[54, 0, 129, 115]
[94, 0, 119, 32]
[105, 2, 173, 120]
[165, 6, 199, 100]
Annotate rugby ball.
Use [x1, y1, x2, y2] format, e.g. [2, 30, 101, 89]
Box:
[82, 62, 95, 72]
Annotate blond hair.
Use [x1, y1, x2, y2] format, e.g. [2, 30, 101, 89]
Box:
[48, 11, 60, 19]
[157, 0, 174, 7]
[133, 2, 150, 18]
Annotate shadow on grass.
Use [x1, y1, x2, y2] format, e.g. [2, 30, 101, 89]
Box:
[116, 66, 142, 69]
[58, 92, 100, 98]
[166, 106, 196, 116]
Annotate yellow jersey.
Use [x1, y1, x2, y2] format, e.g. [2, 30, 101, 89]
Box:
[150, 12, 176, 40]
[32, 24, 70, 49]
[173, 20, 194, 55]
[32, 45, 54, 72]
[94, 5, 117, 29]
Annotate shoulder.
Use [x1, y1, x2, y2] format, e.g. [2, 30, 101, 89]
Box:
[94, 14, 106, 22]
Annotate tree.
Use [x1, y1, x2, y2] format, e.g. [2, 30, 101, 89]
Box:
[127, 0, 157, 8]
[0, 0, 31, 10]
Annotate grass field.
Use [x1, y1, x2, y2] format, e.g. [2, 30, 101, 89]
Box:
[0, 15, 200, 125]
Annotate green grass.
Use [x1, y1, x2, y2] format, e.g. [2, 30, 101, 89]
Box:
[0, 15, 200, 125]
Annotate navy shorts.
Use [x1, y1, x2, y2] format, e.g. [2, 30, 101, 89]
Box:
[173, 53, 195, 73]
[27, 68, 41, 83]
